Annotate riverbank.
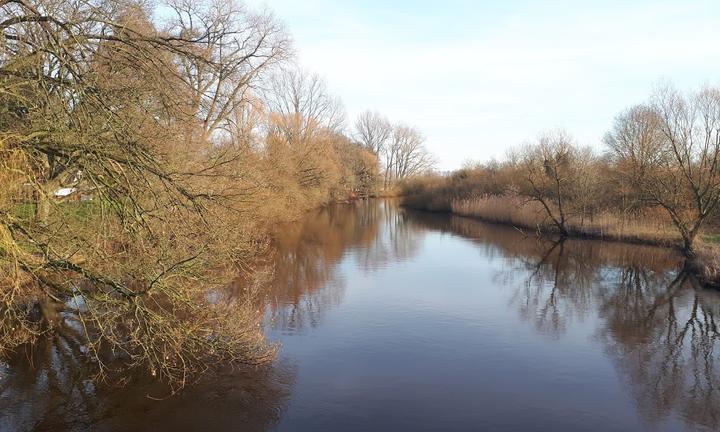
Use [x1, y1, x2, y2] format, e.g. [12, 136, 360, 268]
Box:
[401, 191, 720, 288]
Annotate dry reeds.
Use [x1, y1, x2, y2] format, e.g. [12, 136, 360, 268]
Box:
[451, 195, 679, 246]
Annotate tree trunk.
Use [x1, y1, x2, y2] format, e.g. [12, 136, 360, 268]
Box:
[35, 184, 53, 224]
[681, 230, 697, 258]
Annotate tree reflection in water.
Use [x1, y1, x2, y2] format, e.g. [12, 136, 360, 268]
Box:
[430, 213, 720, 431]
[600, 270, 720, 430]
[264, 201, 422, 332]
[0, 201, 425, 431]
[2, 202, 719, 431]
[0, 344, 293, 431]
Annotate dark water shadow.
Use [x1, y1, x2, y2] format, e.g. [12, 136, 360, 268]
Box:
[0, 347, 293, 432]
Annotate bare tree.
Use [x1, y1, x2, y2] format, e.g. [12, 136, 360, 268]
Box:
[385, 124, 434, 187]
[604, 104, 666, 212]
[166, 0, 291, 145]
[261, 67, 351, 203]
[606, 84, 720, 256]
[354, 110, 392, 155]
[265, 67, 345, 143]
[516, 130, 596, 236]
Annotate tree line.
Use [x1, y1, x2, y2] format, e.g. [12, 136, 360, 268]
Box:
[402, 83, 720, 284]
[0, 0, 430, 387]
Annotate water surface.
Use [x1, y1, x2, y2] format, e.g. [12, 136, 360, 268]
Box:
[2, 201, 719, 431]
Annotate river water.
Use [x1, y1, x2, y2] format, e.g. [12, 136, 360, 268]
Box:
[2, 201, 719, 431]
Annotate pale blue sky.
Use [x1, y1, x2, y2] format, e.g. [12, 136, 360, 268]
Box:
[248, 0, 720, 170]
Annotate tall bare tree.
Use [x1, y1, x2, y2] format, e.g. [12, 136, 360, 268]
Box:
[606, 84, 720, 255]
[265, 67, 345, 142]
[354, 110, 392, 155]
[166, 0, 290, 145]
[385, 124, 434, 187]
[262, 67, 350, 203]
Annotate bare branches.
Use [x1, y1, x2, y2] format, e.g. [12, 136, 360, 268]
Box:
[512, 130, 597, 236]
[607, 84, 720, 254]
[0, 0, 290, 388]
[354, 110, 392, 155]
[165, 0, 291, 144]
[388, 124, 435, 181]
[352, 111, 435, 189]
[265, 67, 346, 143]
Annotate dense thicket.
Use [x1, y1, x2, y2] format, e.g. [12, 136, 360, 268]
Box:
[0, 0, 383, 387]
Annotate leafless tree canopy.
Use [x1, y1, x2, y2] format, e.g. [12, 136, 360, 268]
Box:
[166, 0, 291, 144]
[354, 110, 392, 155]
[387, 124, 435, 182]
[0, 0, 382, 388]
[515, 130, 597, 236]
[353, 112, 435, 189]
[606, 84, 720, 254]
[266, 67, 346, 142]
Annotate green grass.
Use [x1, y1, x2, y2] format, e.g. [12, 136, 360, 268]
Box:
[60, 200, 100, 221]
[13, 200, 101, 221]
[703, 234, 720, 244]
[13, 203, 37, 220]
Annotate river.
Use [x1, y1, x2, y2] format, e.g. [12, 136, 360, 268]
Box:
[1, 200, 719, 431]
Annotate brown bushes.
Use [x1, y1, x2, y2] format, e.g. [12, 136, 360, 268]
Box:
[693, 247, 720, 288]
[398, 164, 510, 212]
[0, 0, 382, 389]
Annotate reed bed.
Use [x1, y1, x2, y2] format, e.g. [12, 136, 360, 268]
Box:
[451, 195, 680, 246]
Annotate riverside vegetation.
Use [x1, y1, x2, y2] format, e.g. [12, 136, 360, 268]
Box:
[401, 85, 720, 287]
[2, 0, 718, 402]
[0, 0, 433, 390]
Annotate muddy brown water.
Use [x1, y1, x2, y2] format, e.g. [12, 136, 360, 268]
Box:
[1, 201, 719, 431]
